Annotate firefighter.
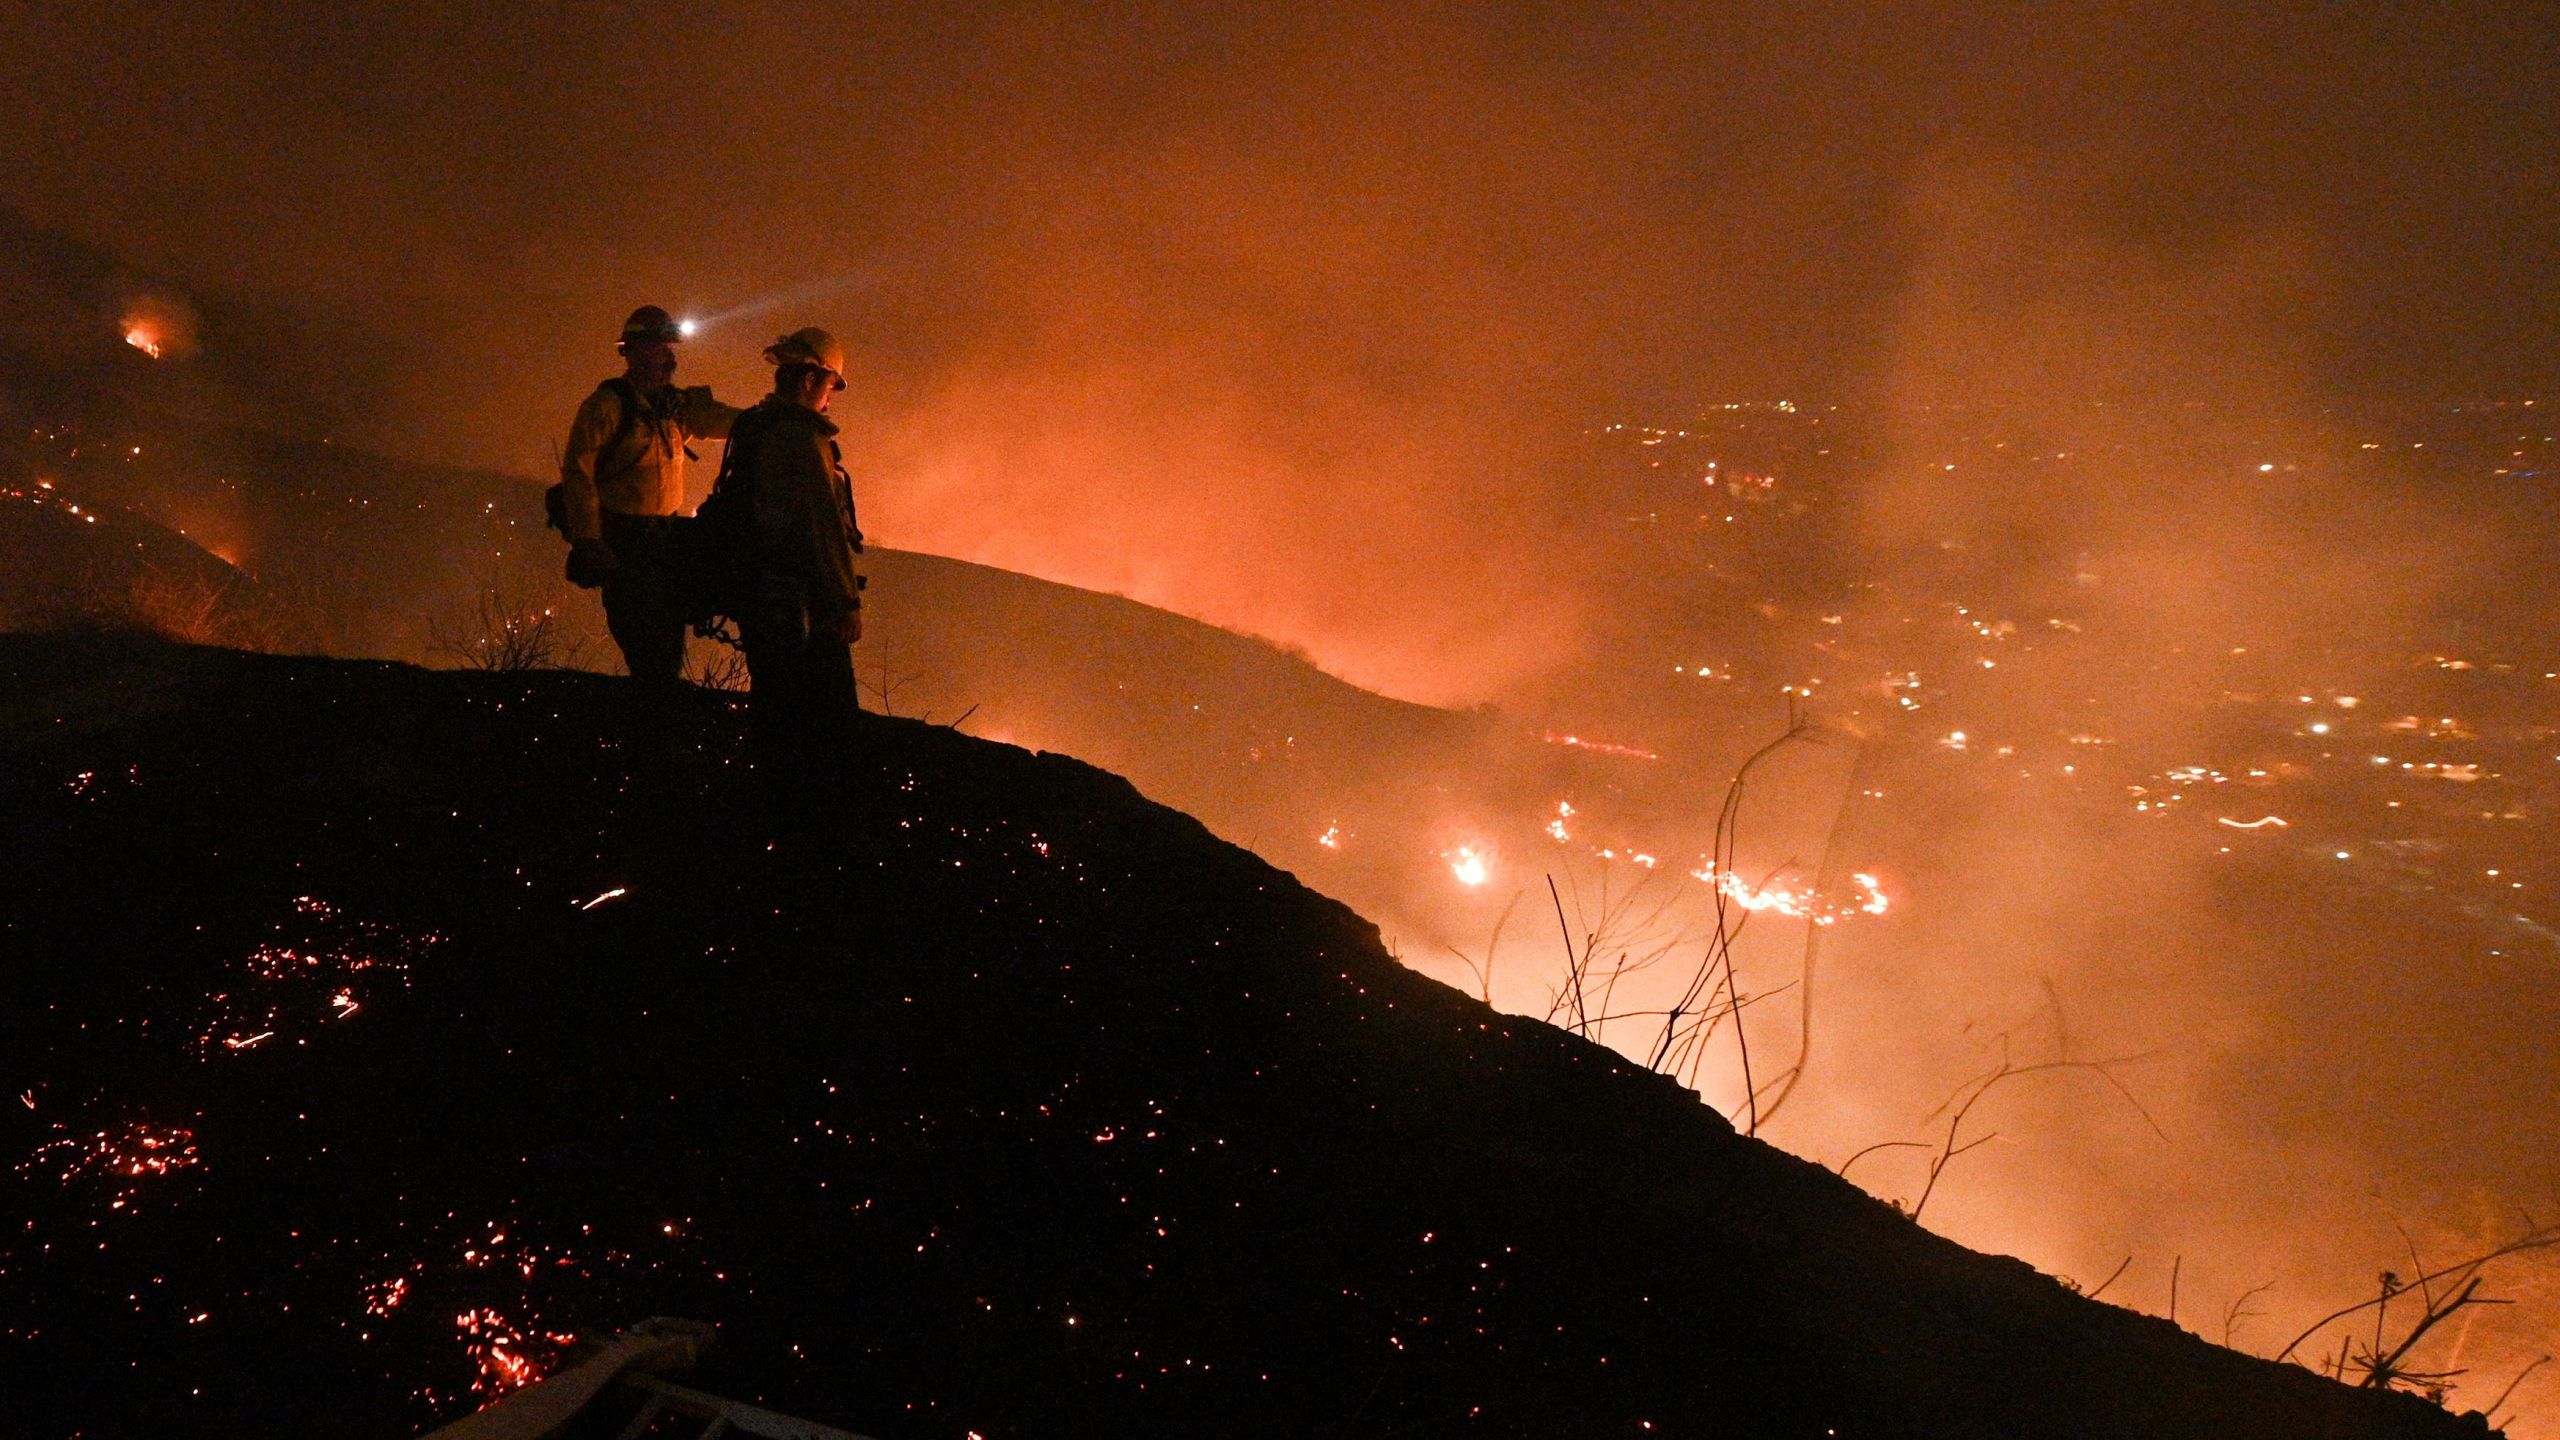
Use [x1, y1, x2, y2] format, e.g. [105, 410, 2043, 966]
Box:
[558, 305, 742, 694]
[713, 327, 864, 828]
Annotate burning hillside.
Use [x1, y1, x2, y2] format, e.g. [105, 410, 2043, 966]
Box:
[0, 629, 2510, 1438]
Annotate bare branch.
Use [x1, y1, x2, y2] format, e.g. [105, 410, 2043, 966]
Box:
[2275, 1225, 2560, 1366]
[429, 579, 585, 674]
[1833, 1139, 1930, 1183]
[2487, 1353, 2551, 1425]
[2083, 1255, 2135, 1304]
[2223, 1280, 2277, 1349]
[1909, 1054, 2162, 1225]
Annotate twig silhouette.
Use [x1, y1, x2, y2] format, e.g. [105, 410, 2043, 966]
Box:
[1647, 720, 1817, 1132]
[2223, 1280, 2277, 1348]
[1444, 890, 1521, 1007]
[2083, 1255, 2134, 1304]
[2273, 1223, 2560, 1375]
[1757, 732, 1871, 1128]
[2487, 1353, 2551, 1427]
[1908, 1050, 2162, 1225]
[1833, 1140, 1930, 1184]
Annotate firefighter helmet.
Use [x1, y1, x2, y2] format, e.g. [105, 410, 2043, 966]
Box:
[763, 327, 847, 389]
[620, 305, 684, 346]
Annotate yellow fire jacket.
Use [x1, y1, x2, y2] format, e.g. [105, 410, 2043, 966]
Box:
[556, 380, 742, 542]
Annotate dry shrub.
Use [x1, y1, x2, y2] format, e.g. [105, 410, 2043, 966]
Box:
[16, 560, 291, 651]
[687, 638, 750, 692]
[428, 581, 587, 673]
[127, 564, 246, 645]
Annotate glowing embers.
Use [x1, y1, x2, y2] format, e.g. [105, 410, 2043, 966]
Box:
[1542, 732, 1661, 762]
[2380, 713, 2478, 741]
[1692, 864, 1890, 926]
[20, 1119, 200, 1211]
[3, 477, 108, 524]
[61, 763, 140, 794]
[455, 1306, 576, 1398]
[374, 1216, 711, 1414]
[194, 895, 442, 1057]
[2127, 761, 2272, 815]
[364, 1275, 411, 1317]
[123, 326, 163, 359]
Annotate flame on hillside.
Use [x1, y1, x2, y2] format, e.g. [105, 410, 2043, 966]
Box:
[117, 292, 199, 360]
[1447, 844, 1491, 887]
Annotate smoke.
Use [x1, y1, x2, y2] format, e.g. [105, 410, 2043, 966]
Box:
[1734, 143, 2560, 1416]
[1858, 148, 2476, 681]
[824, 9, 1708, 703]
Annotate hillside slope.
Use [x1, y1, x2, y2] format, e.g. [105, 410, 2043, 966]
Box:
[0, 632, 2490, 1439]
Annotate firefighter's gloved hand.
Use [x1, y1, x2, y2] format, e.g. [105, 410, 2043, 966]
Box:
[565, 538, 617, 589]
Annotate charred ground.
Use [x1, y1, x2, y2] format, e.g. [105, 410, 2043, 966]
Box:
[0, 631, 2496, 1439]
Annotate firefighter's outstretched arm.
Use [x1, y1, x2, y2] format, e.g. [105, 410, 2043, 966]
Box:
[676, 385, 743, 443]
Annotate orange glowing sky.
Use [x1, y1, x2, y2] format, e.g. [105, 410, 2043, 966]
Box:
[5, 5, 2557, 704]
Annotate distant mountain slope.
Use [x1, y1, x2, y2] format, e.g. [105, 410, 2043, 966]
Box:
[0, 632, 2487, 1439]
[0, 473, 246, 635]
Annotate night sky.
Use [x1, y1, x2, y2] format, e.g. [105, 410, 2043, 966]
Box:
[7, 3, 2555, 428]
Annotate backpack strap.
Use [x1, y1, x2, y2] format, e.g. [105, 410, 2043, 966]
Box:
[707, 402, 774, 503]
[591, 377, 663, 487]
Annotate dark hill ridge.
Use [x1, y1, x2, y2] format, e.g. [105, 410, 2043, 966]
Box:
[0, 633, 2485, 1439]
